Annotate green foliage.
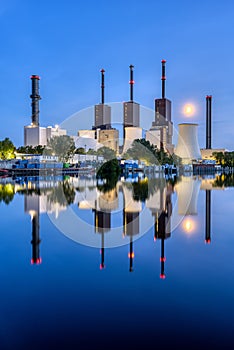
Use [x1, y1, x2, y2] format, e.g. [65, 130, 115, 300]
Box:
[132, 179, 149, 202]
[45, 135, 75, 162]
[97, 158, 120, 178]
[47, 180, 75, 206]
[0, 138, 16, 160]
[17, 145, 45, 155]
[122, 138, 180, 165]
[75, 147, 86, 154]
[87, 148, 97, 155]
[97, 146, 116, 160]
[213, 173, 234, 187]
[213, 151, 234, 168]
[96, 158, 121, 192]
[0, 184, 15, 204]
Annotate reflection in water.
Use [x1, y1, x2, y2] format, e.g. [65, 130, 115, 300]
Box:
[31, 211, 41, 265]
[182, 217, 196, 234]
[205, 190, 211, 244]
[0, 173, 233, 275]
[122, 182, 141, 272]
[154, 182, 173, 279]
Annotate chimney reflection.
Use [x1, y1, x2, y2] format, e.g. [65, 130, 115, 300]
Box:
[122, 183, 141, 272]
[25, 193, 42, 265]
[31, 212, 41, 265]
[205, 190, 211, 244]
[94, 187, 117, 269]
[154, 182, 173, 279]
[93, 208, 111, 270]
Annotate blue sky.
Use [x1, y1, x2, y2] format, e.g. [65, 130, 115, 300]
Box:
[1, 0, 234, 149]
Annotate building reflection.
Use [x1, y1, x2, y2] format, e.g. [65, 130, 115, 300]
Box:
[25, 194, 42, 265]
[154, 181, 173, 279]
[205, 190, 211, 244]
[23, 177, 68, 264]
[121, 181, 142, 272]
[2, 172, 232, 276]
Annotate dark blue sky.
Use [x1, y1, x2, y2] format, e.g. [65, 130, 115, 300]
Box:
[1, 0, 234, 149]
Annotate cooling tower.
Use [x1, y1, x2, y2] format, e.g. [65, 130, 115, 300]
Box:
[122, 127, 142, 154]
[175, 123, 201, 163]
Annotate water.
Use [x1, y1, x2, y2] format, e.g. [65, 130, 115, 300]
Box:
[0, 174, 234, 350]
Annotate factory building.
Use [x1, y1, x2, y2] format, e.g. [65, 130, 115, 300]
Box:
[24, 124, 67, 147]
[200, 96, 226, 161]
[123, 65, 140, 135]
[98, 129, 119, 153]
[146, 60, 174, 154]
[92, 69, 119, 153]
[200, 148, 225, 160]
[24, 75, 66, 147]
[78, 130, 96, 139]
[121, 65, 142, 154]
[93, 69, 111, 130]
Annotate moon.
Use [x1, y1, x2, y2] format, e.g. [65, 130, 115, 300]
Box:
[183, 103, 195, 116]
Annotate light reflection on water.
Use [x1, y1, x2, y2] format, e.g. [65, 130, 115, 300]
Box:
[0, 173, 234, 349]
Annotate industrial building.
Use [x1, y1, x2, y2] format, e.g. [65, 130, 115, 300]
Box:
[98, 128, 119, 153]
[200, 95, 226, 161]
[24, 75, 66, 147]
[121, 65, 142, 154]
[93, 69, 111, 130]
[146, 60, 174, 154]
[123, 65, 140, 137]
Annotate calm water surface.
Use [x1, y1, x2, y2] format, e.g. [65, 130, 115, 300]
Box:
[0, 174, 234, 350]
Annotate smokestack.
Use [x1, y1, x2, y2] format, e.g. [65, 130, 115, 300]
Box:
[30, 75, 41, 126]
[129, 64, 134, 102]
[206, 95, 212, 149]
[100, 69, 105, 104]
[161, 59, 166, 99]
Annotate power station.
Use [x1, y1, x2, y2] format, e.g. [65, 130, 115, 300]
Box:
[146, 60, 174, 153]
[24, 75, 66, 147]
[22, 62, 224, 167]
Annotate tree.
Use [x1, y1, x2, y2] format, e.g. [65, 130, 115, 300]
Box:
[17, 145, 45, 155]
[213, 151, 234, 168]
[0, 184, 15, 204]
[123, 138, 180, 166]
[45, 135, 75, 162]
[0, 138, 15, 160]
[75, 147, 86, 154]
[97, 146, 116, 160]
[96, 158, 121, 192]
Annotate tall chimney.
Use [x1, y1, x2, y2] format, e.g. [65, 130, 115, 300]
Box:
[100, 69, 105, 104]
[206, 95, 212, 149]
[161, 59, 166, 99]
[129, 64, 134, 102]
[30, 75, 41, 126]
